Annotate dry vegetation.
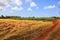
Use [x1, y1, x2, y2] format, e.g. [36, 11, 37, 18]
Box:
[0, 19, 60, 40]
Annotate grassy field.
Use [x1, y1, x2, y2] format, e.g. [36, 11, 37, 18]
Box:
[0, 19, 60, 40]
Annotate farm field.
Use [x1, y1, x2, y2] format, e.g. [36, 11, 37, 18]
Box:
[0, 19, 60, 40]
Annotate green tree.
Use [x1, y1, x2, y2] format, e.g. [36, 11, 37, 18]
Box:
[1, 15, 5, 18]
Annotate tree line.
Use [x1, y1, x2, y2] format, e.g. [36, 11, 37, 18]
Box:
[0, 15, 60, 21]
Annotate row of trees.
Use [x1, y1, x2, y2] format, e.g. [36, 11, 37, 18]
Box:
[0, 15, 60, 21]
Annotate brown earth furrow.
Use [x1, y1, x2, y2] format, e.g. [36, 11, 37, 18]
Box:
[34, 20, 60, 40]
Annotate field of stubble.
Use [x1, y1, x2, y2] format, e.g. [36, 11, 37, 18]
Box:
[0, 19, 60, 40]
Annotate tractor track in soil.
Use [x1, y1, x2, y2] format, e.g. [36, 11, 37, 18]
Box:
[34, 20, 60, 40]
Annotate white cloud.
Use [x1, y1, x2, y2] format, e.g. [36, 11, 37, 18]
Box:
[16, 0, 22, 6]
[25, 0, 39, 9]
[11, 6, 23, 11]
[0, 0, 10, 7]
[30, 2, 37, 7]
[10, 0, 22, 6]
[19, 7, 24, 11]
[0, 0, 10, 11]
[0, 0, 39, 12]
[44, 5, 56, 9]
[27, 8, 32, 11]
[58, 1, 60, 4]
[25, 0, 32, 2]
[0, 0, 23, 7]
[0, 0, 23, 11]
[0, 6, 5, 11]
[0, 0, 9, 11]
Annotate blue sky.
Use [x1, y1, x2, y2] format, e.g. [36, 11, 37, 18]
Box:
[0, 0, 60, 17]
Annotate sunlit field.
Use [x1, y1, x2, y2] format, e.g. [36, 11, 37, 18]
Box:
[0, 19, 54, 40]
[0, 19, 60, 40]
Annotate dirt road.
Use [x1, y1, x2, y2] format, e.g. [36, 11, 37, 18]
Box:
[34, 20, 60, 40]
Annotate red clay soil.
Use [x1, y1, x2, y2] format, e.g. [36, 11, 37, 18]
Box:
[55, 30, 60, 40]
[34, 20, 60, 40]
